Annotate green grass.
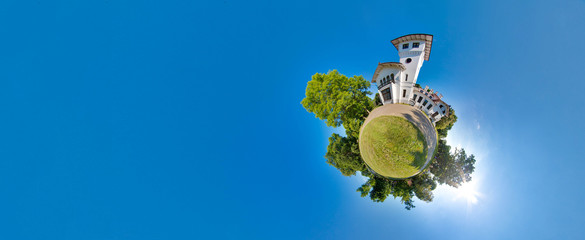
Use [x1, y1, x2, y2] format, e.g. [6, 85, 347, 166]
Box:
[359, 116, 428, 179]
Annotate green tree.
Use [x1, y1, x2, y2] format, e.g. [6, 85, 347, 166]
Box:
[302, 70, 476, 210]
[411, 172, 437, 202]
[356, 174, 425, 210]
[373, 93, 383, 107]
[343, 118, 364, 139]
[389, 179, 416, 209]
[301, 70, 374, 137]
[452, 148, 476, 184]
[369, 176, 393, 202]
[325, 133, 367, 176]
[357, 178, 374, 197]
[435, 108, 457, 138]
[346, 139, 475, 210]
[429, 140, 476, 187]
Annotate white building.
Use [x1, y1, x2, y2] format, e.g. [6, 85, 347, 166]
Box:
[372, 34, 451, 124]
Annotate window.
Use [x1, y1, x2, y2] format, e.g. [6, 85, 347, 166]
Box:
[402, 89, 406, 98]
[439, 105, 444, 109]
[381, 76, 394, 87]
[413, 94, 417, 100]
[422, 100, 428, 106]
[390, 73, 394, 80]
[417, 96, 423, 103]
[406, 58, 412, 63]
[413, 42, 420, 48]
[427, 104, 433, 110]
[382, 88, 391, 101]
[431, 112, 439, 118]
[402, 43, 409, 49]
[405, 74, 408, 81]
[442, 110, 446, 114]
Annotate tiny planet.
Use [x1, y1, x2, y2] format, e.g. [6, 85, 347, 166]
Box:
[360, 34, 447, 179]
[359, 104, 437, 179]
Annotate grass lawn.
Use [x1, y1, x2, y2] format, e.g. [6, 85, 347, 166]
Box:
[359, 116, 427, 179]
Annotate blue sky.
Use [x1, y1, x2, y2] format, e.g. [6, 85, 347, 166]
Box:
[0, 0, 584, 239]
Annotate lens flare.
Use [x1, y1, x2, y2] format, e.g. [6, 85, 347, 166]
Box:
[455, 181, 481, 205]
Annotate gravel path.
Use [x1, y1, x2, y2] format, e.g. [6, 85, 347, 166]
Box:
[360, 104, 438, 177]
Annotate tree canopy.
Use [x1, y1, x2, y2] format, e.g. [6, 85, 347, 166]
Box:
[429, 140, 476, 187]
[326, 132, 473, 209]
[301, 70, 374, 138]
[302, 70, 476, 209]
[374, 93, 383, 107]
[435, 108, 457, 138]
[325, 134, 367, 176]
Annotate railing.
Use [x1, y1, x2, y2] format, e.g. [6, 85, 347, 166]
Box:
[377, 81, 391, 89]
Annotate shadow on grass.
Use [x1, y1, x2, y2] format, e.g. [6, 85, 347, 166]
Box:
[401, 113, 429, 169]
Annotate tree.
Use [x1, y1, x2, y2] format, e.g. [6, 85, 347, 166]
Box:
[301, 70, 374, 136]
[357, 178, 374, 197]
[435, 108, 457, 138]
[325, 133, 367, 176]
[429, 140, 476, 188]
[356, 173, 426, 210]
[342, 118, 364, 139]
[452, 148, 476, 184]
[369, 176, 393, 202]
[411, 172, 437, 202]
[373, 93, 383, 107]
[302, 70, 476, 210]
[388, 179, 416, 209]
[325, 135, 476, 210]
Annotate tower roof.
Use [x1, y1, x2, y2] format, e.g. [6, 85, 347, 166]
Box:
[371, 62, 406, 83]
[391, 34, 433, 61]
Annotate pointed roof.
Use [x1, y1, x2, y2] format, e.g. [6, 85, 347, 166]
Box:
[391, 34, 433, 61]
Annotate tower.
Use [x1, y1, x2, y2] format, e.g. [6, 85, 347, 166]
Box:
[372, 34, 449, 124]
[391, 34, 433, 87]
[390, 34, 433, 104]
[372, 34, 433, 105]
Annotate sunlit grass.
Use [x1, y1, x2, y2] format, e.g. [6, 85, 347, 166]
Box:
[359, 116, 427, 178]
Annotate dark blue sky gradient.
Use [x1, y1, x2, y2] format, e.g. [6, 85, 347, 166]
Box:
[0, 0, 584, 239]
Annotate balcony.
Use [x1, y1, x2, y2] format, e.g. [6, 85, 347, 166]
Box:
[377, 79, 394, 90]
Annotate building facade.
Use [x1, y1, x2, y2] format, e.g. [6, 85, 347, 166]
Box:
[372, 34, 450, 124]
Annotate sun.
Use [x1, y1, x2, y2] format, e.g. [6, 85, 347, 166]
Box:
[455, 181, 480, 204]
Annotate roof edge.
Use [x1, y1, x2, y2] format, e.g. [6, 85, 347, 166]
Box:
[371, 62, 406, 83]
[390, 34, 434, 61]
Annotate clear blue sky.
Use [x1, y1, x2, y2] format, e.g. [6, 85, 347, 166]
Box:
[0, 0, 584, 239]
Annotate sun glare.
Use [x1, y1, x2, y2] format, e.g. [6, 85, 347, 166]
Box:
[455, 181, 481, 204]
